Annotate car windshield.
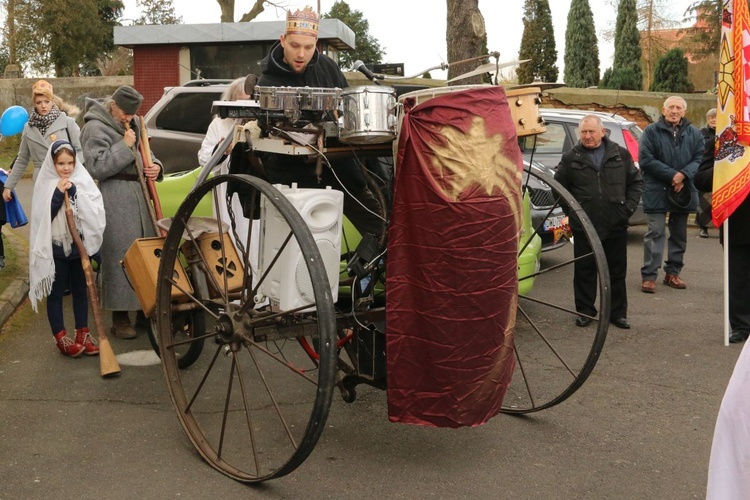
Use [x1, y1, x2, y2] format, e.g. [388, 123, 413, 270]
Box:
[154, 92, 222, 134]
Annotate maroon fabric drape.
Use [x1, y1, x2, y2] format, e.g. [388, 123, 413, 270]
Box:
[386, 86, 523, 428]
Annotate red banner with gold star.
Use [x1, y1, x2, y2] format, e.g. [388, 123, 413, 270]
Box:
[386, 85, 521, 428]
[713, 0, 750, 226]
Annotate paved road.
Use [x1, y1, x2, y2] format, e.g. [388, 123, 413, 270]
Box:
[0, 189, 741, 498]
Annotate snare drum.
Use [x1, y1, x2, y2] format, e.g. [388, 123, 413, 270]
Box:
[340, 85, 398, 144]
[505, 87, 546, 136]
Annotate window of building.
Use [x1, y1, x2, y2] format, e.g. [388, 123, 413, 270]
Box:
[190, 43, 274, 80]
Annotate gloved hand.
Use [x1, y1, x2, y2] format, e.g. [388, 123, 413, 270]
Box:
[90, 251, 102, 272]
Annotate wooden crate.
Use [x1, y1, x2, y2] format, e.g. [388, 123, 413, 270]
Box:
[123, 237, 193, 317]
[181, 232, 245, 297]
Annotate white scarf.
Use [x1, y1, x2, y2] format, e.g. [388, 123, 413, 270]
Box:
[29, 142, 106, 312]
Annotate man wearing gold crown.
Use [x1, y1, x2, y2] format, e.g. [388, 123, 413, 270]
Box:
[258, 7, 348, 86]
[256, 6, 384, 239]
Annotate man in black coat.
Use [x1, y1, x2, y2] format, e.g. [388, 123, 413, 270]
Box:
[555, 115, 643, 329]
[697, 108, 716, 238]
[694, 125, 750, 343]
[255, 7, 384, 239]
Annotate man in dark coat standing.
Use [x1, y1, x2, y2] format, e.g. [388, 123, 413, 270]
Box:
[255, 7, 383, 239]
[555, 115, 643, 329]
[694, 126, 750, 343]
[638, 96, 704, 293]
[80, 85, 162, 339]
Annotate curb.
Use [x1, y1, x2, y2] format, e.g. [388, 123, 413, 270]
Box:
[0, 277, 29, 326]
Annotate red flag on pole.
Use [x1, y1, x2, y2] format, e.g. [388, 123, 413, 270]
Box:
[713, 0, 750, 226]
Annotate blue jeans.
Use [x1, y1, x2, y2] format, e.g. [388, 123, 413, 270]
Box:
[641, 212, 689, 280]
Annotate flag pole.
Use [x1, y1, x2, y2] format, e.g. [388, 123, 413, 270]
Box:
[723, 218, 730, 346]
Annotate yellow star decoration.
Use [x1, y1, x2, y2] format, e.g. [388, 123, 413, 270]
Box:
[718, 33, 734, 110]
[430, 116, 523, 227]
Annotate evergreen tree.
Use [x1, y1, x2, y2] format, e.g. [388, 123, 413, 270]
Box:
[608, 0, 643, 90]
[650, 48, 693, 92]
[517, 0, 559, 84]
[323, 0, 383, 69]
[682, 0, 722, 59]
[563, 0, 599, 88]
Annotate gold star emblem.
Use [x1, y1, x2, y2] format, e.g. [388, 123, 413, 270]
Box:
[429, 116, 523, 227]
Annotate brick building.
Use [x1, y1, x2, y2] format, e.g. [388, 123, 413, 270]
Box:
[640, 11, 718, 92]
[113, 20, 354, 113]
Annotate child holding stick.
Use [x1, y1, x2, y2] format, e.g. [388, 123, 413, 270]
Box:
[29, 140, 106, 357]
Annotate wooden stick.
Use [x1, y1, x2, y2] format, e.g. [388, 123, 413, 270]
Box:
[125, 120, 162, 236]
[63, 192, 121, 377]
[138, 116, 164, 223]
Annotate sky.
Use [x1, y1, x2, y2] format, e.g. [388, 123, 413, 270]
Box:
[122, 0, 698, 82]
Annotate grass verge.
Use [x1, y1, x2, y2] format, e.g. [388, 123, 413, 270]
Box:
[0, 229, 27, 292]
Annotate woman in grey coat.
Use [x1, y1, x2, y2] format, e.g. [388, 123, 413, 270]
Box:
[3, 80, 81, 201]
[80, 85, 162, 339]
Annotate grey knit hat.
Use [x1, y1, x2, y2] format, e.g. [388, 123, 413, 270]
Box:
[112, 85, 143, 115]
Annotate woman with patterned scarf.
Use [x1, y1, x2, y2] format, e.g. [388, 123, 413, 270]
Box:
[2, 80, 82, 203]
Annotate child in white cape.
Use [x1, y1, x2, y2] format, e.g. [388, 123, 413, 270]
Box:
[29, 140, 106, 357]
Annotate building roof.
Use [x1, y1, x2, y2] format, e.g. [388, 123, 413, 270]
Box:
[114, 19, 355, 51]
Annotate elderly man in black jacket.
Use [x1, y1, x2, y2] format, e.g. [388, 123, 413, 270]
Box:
[555, 114, 643, 329]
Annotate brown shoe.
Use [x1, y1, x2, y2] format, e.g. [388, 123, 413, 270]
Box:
[641, 280, 656, 293]
[111, 311, 136, 339]
[663, 274, 687, 289]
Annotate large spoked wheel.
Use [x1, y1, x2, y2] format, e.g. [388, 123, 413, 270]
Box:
[502, 167, 610, 414]
[155, 174, 338, 482]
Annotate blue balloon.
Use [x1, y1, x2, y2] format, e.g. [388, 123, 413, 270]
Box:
[0, 105, 30, 137]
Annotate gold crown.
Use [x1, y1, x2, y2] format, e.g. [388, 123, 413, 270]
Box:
[286, 7, 319, 37]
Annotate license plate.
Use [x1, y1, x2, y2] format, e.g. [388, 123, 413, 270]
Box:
[543, 215, 568, 231]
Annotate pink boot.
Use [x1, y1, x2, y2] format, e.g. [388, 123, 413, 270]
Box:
[75, 327, 100, 356]
[54, 331, 85, 358]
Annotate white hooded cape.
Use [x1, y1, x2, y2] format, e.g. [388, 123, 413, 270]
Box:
[28, 142, 106, 312]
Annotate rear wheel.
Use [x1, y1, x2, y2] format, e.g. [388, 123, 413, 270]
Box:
[502, 167, 610, 414]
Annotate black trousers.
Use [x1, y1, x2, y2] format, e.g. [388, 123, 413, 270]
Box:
[47, 257, 88, 335]
[728, 243, 750, 333]
[573, 231, 628, 320]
